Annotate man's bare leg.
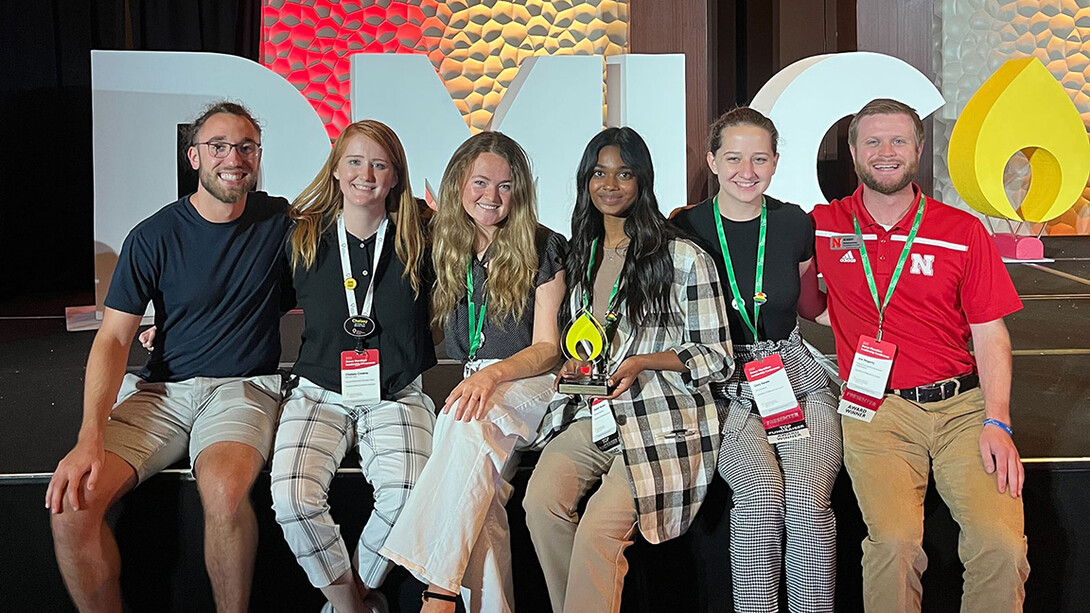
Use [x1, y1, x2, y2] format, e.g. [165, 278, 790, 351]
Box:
[50, 452, 137, 613]
[194, 441, 265, 613]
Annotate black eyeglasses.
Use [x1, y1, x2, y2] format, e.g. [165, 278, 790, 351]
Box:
[196, 140, 262, 159]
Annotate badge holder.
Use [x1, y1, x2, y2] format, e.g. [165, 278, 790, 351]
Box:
[557, 309, 613, 396]
[341, 319, 381, 404]
[591, 398, 620, 451]
[837, 335, 896, 422]
[744, 354, 809, 443]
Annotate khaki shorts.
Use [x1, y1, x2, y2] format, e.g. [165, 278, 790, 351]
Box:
[104, 373, 283, 483]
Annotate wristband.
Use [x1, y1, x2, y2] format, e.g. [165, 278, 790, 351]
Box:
[983, 418, 1013, 436]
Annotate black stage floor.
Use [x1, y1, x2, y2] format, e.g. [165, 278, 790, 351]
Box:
[2, 236, 1088, 612]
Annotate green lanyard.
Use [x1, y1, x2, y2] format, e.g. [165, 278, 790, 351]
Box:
[853, 194, 926, 342]
[466, 259, 487, 360]
[713, 196, 767, 342]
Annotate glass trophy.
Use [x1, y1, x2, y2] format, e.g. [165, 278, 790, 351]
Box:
[557, 309, 613, 396]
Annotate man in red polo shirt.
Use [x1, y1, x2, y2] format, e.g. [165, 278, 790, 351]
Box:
[812, 98, 1029, 612]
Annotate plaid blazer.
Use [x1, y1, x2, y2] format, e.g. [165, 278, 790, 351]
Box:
[535, 238, 735, 544]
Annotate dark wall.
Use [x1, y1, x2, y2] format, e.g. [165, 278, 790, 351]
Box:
[628, 0, 715, 205]
[0, 0, 259, 309]
[856, 0, 935, 195]
[631, 0, 858, 206]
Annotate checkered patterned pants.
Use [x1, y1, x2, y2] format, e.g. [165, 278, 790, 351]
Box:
[270, 375, 435, 589]
[717, 388, 841, 613]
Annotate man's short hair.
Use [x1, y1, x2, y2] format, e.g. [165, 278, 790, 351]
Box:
[188, 101, 262, 147]
[847, 98, 925, 148]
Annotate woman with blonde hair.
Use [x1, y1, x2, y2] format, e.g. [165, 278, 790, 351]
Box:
[270, 119, 436, 613]
[382, 131, 567, 613]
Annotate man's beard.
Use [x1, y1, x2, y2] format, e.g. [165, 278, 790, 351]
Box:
[855, 156, 918, 195]
[199, 164, 256, 204]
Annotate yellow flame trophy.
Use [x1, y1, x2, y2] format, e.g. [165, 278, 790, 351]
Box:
[949, 57, 1090, 260]
[557, 310, 614, 396]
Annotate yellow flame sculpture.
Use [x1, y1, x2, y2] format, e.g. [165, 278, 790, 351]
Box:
[563, 311, 607, 362]
[949, 57, 1090, 223]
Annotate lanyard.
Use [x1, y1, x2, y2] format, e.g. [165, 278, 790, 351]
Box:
[713, 196, 767, 341]
[337, 214, 387, 320]
[853, 194, 925, 342]
[580, 237, 624, 364]
[584, 237, 622, 320]
[466, 259, 487, 360]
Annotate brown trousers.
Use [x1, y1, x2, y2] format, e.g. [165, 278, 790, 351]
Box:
[842, 388, 1029, 612]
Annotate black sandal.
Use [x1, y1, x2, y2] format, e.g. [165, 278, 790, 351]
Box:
[421, 590, 459, 603]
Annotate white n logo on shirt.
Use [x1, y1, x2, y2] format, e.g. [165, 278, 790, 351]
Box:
[910, 253, 935, 276]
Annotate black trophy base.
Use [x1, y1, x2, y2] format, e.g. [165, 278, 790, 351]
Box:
[557, 378, 612, 396]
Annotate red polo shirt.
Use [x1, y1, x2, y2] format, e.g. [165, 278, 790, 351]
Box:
[811, 185, 1022, 389]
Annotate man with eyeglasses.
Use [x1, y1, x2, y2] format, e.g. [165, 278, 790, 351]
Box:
[47, 101, 292, 613]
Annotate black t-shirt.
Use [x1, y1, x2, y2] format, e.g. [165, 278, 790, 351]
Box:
[290, 219, 437, 397]
[445, 225, 567, 362]
[672, 196, 814, 344]
[105, 192, 292, 382]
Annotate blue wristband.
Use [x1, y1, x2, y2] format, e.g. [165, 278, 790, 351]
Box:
[983, 418, 1013, 436]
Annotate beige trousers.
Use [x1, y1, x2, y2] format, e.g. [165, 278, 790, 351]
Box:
[523, 420, 639, 613]
[842, 388, 1029, 613]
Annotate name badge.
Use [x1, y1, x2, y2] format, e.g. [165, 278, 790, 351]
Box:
[744, 354, 809, 443]
[341, 349, 382, 405]
[591, 398, 620, 451]
[837, 336, 896, 422]
[829, 234, 862, 250]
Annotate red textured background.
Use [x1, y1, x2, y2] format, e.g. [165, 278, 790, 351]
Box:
[261, 1, 446, 140]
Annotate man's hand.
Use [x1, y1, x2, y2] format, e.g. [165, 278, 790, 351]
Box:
[138, 326, 157, 351]
[979, 425, 1024, 498]
[45, 437, 106, 513]
[969, 318, 1021, 498]
[444, 368, 502, 422]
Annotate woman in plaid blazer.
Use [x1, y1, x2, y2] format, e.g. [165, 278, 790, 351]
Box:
[523, 127, 735, 613]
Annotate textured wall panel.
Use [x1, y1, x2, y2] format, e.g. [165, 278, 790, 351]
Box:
[262, 0, 628, 139]
[936, 0, 1090, 235]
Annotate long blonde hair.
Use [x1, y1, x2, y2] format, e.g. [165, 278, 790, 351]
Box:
[431, 132, 538, 327]
[289, 120, 427, 292]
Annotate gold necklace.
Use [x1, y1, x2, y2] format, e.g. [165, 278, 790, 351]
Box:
[605, 244, 627, 262]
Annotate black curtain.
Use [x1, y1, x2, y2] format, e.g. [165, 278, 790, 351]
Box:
[0, 0, 260, 308]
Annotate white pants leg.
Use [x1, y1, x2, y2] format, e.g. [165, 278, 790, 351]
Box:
[271, 379, 356, 588]
[353, 378, 436, 588]
[459, 476, 516, 612]
[382, 373, 555, 613]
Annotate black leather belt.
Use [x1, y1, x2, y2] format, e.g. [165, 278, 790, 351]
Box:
[888, 374, 979, 404]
